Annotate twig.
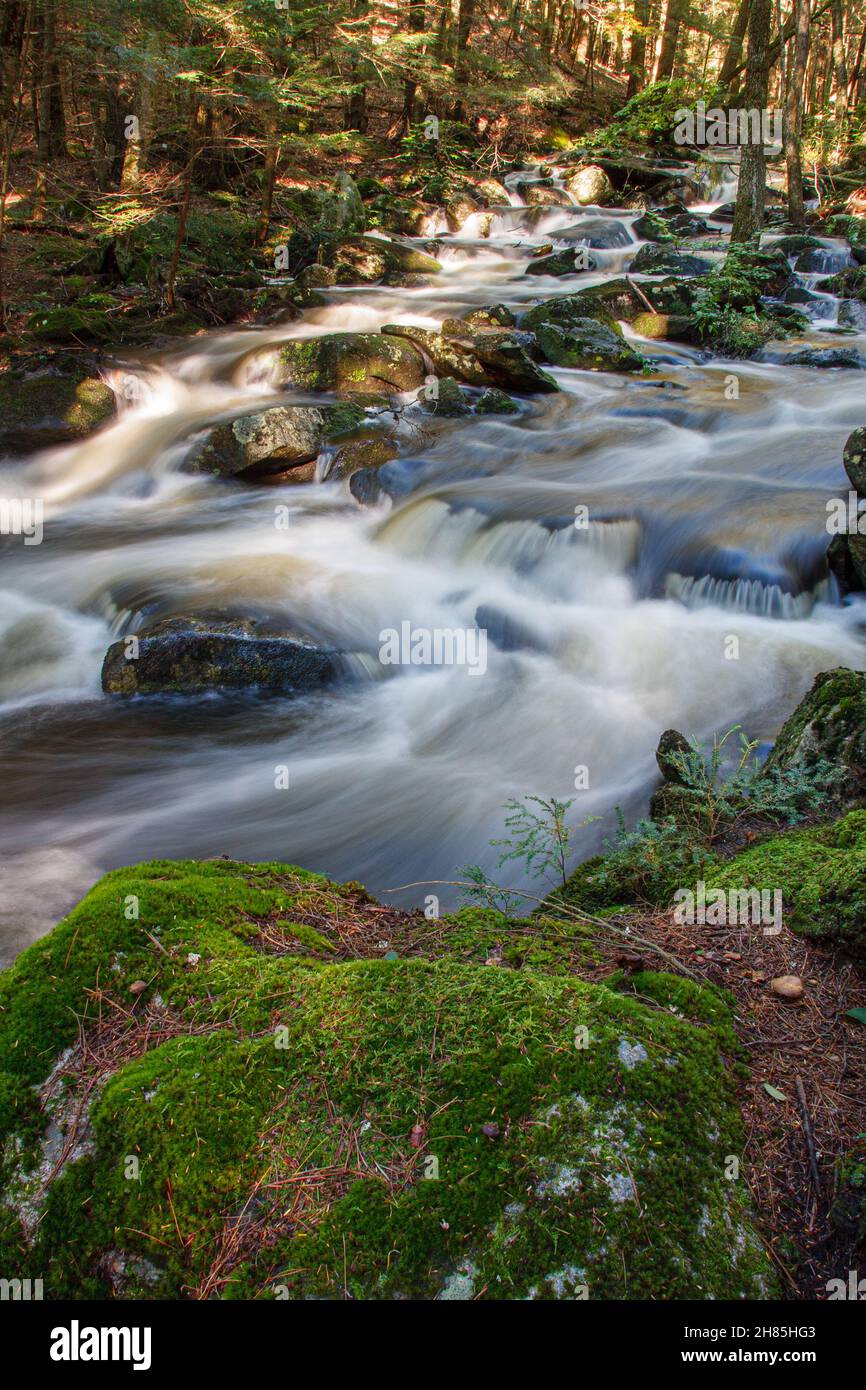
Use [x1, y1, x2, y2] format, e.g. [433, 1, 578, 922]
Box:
[794, 1074, 822, 1201]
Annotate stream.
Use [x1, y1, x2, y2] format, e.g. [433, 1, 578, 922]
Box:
[2, 155, 866, 962]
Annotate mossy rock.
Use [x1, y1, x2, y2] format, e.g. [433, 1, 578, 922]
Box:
[764, 668, 866, 806]
[704, 809, 866, 953]
[277, 332, 427, 396]
[329, 235, 441, 285]
[25, 303, 115, 343]
[0, 368, 115, 454]
[0, 859, 775, 1300]
[381, 323, 558, 394]
[186, 403, 365, 478]
[101, 617, 342, 696]
[534, 318, 645, 373]
[330, 433, 399, 479]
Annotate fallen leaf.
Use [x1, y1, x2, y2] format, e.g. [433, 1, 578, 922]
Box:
[763, 1083, 787, 1102]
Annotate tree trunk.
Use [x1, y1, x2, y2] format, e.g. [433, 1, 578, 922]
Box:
[719, 0, 751, 89]
[36, 0, 66, 161]
[785, 0, 811, 227]
[452, 0, 477, 118]
[830, 0, 848, 126]
[731, 0, 772, 244]
[255, 124, 280, 246]
[656, 0, 686, 79]
[626, 0, 650, 98]
[400, 0, 426, 133]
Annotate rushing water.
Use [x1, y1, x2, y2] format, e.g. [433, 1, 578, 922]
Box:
[2, 156, 866, 962]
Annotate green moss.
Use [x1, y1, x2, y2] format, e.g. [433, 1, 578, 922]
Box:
[704, 810, 866, 952]
[0, 859, 775, 1300]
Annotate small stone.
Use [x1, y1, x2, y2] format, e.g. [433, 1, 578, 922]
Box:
[129, 980, 147, 996]
[771, 975, 804, 1001]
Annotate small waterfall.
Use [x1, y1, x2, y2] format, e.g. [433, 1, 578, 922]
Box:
[666, 572, 818, 620]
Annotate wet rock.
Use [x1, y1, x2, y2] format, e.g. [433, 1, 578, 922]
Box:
[185, 404, 364, 478]
[277, 333, 427, 396]
[524, 249, 594, 278]
[632, 311, 670, 339]
[472, 177, 510, 206]
[771, 234, 823, 256]
[563, 163, 614, 205]
[558, 218, 633, 250]
[369, 195, 439, 237]
[445, 188, 482, 231]
[778, 345, 866, 369]
[632, 208, 711, 240]
[459, 304, 516, 331]
[420, 376, 472, 416]
[843, 426, 866, 495]
[839, 299, 866, 330]
[102, 616, 342, 696]
[795, 247, 853, 275]
[475, 387, 520, 415]
[655, 729, 692, 785]
[380, 323, 558, 393]
[517, 183, 572, 207]
[566, 278, 647, 322]
[630, 245, 713, 278]
[763, 667, 866, 805]
[328, 234, 441, 286]
[0, 367, 115, 455]
[329, 434, 399, 480]
[533, 318, 645, 373]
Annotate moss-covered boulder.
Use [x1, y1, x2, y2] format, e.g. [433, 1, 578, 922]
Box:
[185, 403, 364, 479]
[381, 323, 558, 393]
[565, 278, 647, 323]
[533, 318, 645, 373]
[101, 617, 342, 696]
[328, 234, 441, 286]
[0, 859, 775, 1300]
[0, 367, 115, 455]
[475, 387, 520, 415]
[277, 333, 427, 396]
[329, 433, 399, 479]
[630, 245, 714, 278]
[703, 810, 866, 954]
[763, 668, 866, 806]
[524, 249, 592, 278]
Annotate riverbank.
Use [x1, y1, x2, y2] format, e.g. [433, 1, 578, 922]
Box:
[0, 664, 864, 1299]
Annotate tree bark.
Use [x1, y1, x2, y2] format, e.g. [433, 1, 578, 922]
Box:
[656, 0, 686, 80]
[731, 0, 772, 244]
[626, 0, 650, 98]
[719, 0, 751, 89]
[784, 0, 811, 227]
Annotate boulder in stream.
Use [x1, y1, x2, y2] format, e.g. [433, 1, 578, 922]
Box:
[762, 667, 866, 807]
[327, 234, 442, 286]
[0, 366, 115, 456]
[533, 318, 645, 373]
[524, 249, 593, 277]
[380, 323, 558, 393]
[186, 403, 365, 479]
[277, 333, 427, 396]
[562, 163, 614, 205]
[629, 244, 714, 278]
[102, 616, 342, 696]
